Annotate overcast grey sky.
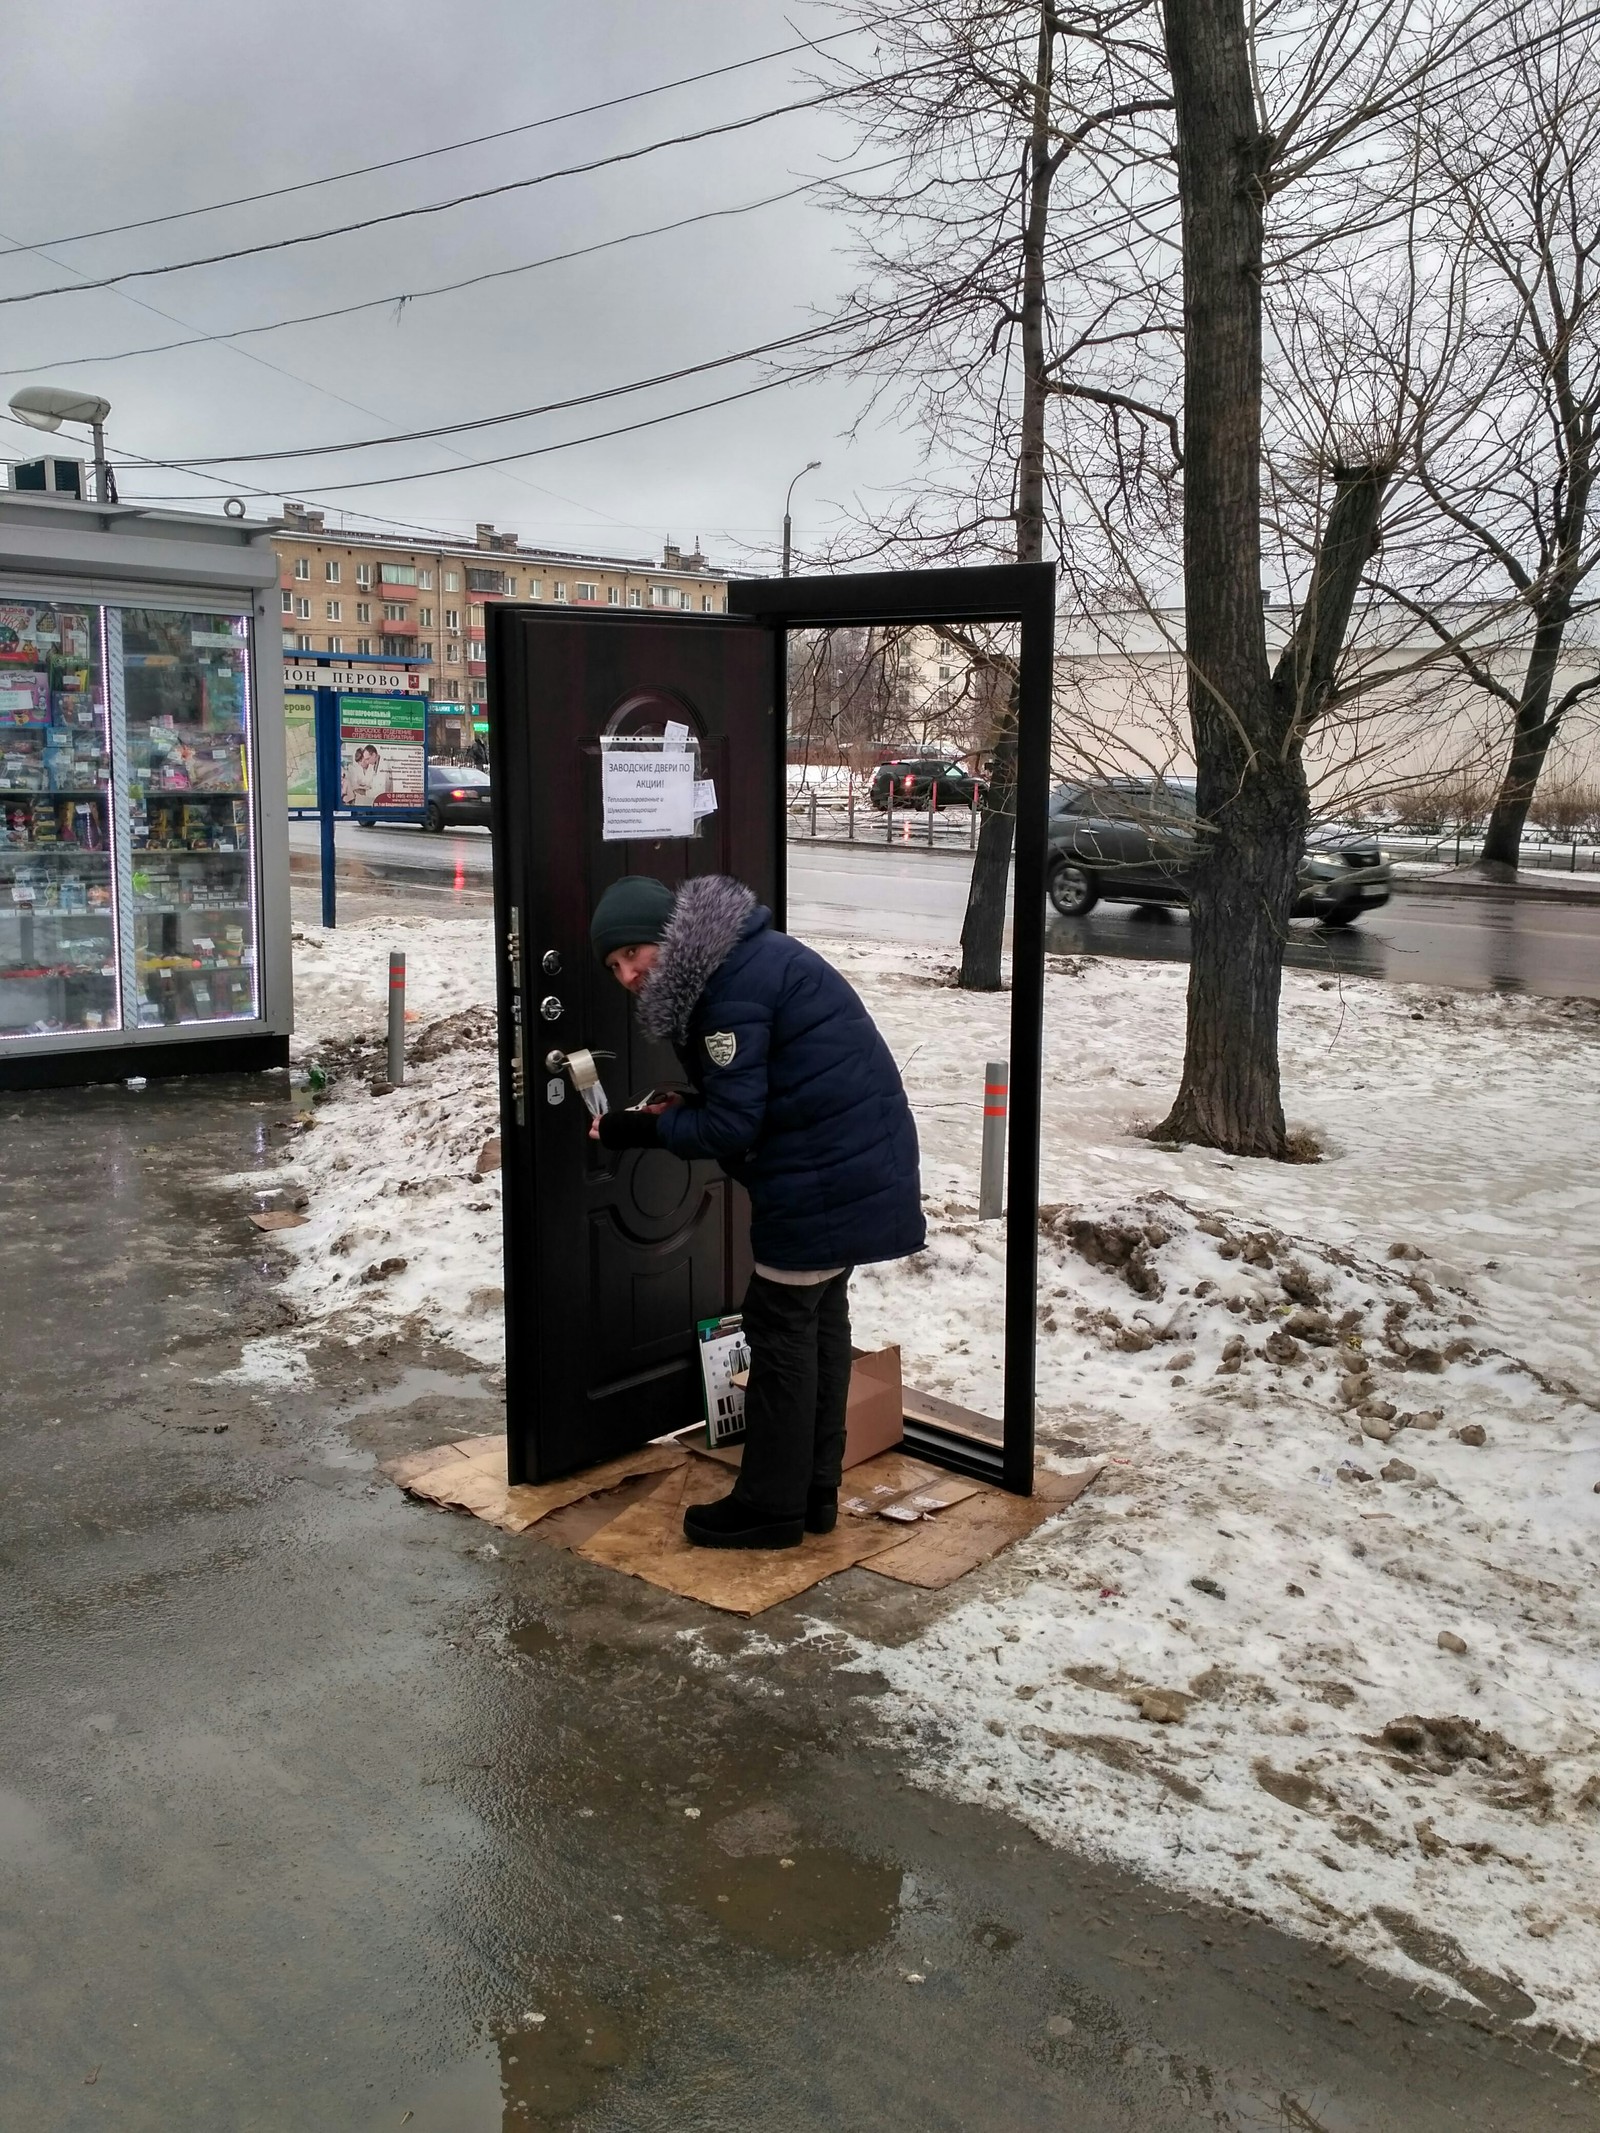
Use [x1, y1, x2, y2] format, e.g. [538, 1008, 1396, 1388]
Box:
[0, 1, 917, 566]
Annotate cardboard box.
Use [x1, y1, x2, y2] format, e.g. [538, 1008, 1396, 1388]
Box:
[845, 1345, 904, 1469]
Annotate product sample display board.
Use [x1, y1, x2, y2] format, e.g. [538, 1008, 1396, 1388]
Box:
[339, 693, 424, 810]
[0, 598, 260, 1041]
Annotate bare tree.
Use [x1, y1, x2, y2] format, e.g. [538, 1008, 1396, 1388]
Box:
[1372, 1, 1600, 872]
[815, 0, 1535, 1153]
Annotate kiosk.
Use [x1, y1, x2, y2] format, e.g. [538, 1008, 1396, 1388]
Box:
[0, 491, 291, 1090]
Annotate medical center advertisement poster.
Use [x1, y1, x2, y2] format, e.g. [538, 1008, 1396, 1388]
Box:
[339, 694, 425, 809]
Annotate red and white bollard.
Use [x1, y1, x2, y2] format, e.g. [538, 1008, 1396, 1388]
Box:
[980, 1058, 1008, 1219]
[387, 950, 406, 1086]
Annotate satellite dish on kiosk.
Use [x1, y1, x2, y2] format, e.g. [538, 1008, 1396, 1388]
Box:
[9, 385, 112, 431]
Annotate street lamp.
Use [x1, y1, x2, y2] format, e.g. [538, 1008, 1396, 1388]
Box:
[781, 459, 821, 578]
[8, 385, 114, 503]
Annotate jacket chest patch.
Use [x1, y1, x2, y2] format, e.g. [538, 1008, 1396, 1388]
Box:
[704, 1030, 738, 1067]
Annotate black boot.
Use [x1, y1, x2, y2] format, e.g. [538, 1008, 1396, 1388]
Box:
[683, 1491, 804, 1551]
[805, 1486, 838, 1535]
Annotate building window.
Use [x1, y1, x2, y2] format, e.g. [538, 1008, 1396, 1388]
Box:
[468, 640, 485, 662]
[468, 604, 485, 627]
[355, 602, 371, 622]
[443, 570, 460, 592]
[439, 678, 459, 700]
[575, 582, 598, 602]
[356, 637, 372, 656]
[443, 607, 460, 630]
[446, 641, 461, 664]
[470, 680, 487, 702]
[295, 596, 311, 619]
[628, 588, 642, 608]
[380, 563, 417, 587]
[417, 642, 434, 664]
[607, 586, 620, 606]
[281, 590, 293, 614]
[382, 601, 408, 622]
[418, 568, 434, 590]
[380, 635, 412, 658]
[293, 557, 310, 580]
[325, 599, 342, 621]
[324, 560, 340, 583]
[525, 580, 542, 600]
[702, 594, 714, 612]
[355, 563, 373, 589]
[417, 606, 433, 627]
[553, 583, 568, 603]
[501, 576, 518, 596]
[466, 568, 505, 595]
[327, 636, 343, 655]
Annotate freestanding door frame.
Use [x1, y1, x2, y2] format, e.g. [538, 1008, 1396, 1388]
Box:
[728, 563, 1057, 1497]
[487, 562, 1055, 1498]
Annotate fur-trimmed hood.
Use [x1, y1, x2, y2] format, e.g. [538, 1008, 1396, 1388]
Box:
[637, 875, 760, 1043]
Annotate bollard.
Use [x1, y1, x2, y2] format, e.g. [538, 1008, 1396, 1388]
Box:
[970, 794, 978, 849]
[847, 778, 855, 842]
[810, 787, 818, 839]
[887, 783, 895, 844]
[928, 780, 937, 846]
[387, 950, 406, 1086]
[979, 1058, 1008, 1220]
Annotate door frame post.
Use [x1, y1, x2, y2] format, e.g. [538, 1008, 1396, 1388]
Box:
[729, 563, 1056, 1496]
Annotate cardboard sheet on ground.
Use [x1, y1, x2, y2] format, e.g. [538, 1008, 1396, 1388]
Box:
[382, 1433, 685, 1534]
[575, 1456, 912, 1615]
[382, 1432, 1101, 1613]
[863, 1463, 1101, 1587]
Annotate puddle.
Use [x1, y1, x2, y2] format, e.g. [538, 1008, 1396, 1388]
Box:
[668, 1840, 902, 1960]
[340, 1367, 497, 1420]
[366, 1990, 640, 2131]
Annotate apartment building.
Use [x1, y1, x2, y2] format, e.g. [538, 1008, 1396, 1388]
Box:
[271, 504, 728, 751]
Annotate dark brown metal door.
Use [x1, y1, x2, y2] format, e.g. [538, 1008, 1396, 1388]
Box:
[487, 607, 780, 1483]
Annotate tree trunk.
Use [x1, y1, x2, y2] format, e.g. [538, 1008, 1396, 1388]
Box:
[1479, 612, 1574, 869]
[1154, 0, 1294, 1156]
[958, 2, 1054, 992]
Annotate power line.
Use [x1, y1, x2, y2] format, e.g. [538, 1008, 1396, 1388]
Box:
[0, 168, 899, 377]
[0, 74, 911, 311]
[145, 305, 903, 468]
[119, 373, 811, 500]
[0, 30, 860, 258]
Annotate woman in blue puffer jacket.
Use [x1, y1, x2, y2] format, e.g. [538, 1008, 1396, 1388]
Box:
[590, 873, 925, 1552]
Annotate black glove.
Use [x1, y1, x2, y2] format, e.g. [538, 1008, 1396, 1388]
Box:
[596, 1108, 661, 1151]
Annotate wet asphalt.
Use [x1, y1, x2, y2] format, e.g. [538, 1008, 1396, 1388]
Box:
[288, 821, 1600, 1001]
[3, 1076, 1597, 2130]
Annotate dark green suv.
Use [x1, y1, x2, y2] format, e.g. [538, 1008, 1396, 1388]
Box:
[1047, 778, 1391, 926]
[870, 757, 986, 811]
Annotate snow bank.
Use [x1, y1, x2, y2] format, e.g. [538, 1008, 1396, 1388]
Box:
[258, 911, 1600, 2037]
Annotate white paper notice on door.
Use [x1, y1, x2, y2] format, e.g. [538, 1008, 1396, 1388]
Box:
[693, 779, 718, 819]
[601, 741, 696, 841]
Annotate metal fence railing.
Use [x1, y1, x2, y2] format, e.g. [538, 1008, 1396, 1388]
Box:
[787, 780, 984, 852]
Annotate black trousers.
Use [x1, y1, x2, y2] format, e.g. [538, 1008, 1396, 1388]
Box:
[733, 1270, 853, 1520]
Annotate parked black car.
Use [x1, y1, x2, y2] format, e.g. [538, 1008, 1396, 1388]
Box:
[1046, 778, 1391, 926]
[869, 757, 986, 811]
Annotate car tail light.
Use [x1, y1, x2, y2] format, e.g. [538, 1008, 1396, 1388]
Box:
[903, 774, 914, 789]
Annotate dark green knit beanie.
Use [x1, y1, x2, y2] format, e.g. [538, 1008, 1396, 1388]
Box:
[590, 875, 675, 963]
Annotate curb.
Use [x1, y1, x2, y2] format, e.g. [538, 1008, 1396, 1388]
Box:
[1390, 869, 1600, 907]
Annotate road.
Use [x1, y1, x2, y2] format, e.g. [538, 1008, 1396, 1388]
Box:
[291, 820, 1600, 1000]
[2, 1075, 1588, 2129]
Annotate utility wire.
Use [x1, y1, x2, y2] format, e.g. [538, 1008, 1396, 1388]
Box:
[0, 30, 860, 258]
[146, 304, 904, 467]
[121, 373, 810, 499]
[0, 165, 899, 377]
[0, 74, 918, 310]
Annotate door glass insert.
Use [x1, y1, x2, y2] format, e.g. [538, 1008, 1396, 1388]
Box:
[116, 606, 258, 1028]
[0, 600, 116, 1038]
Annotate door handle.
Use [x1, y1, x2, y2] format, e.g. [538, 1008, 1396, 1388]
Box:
[545, 1046, 613, 1118]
